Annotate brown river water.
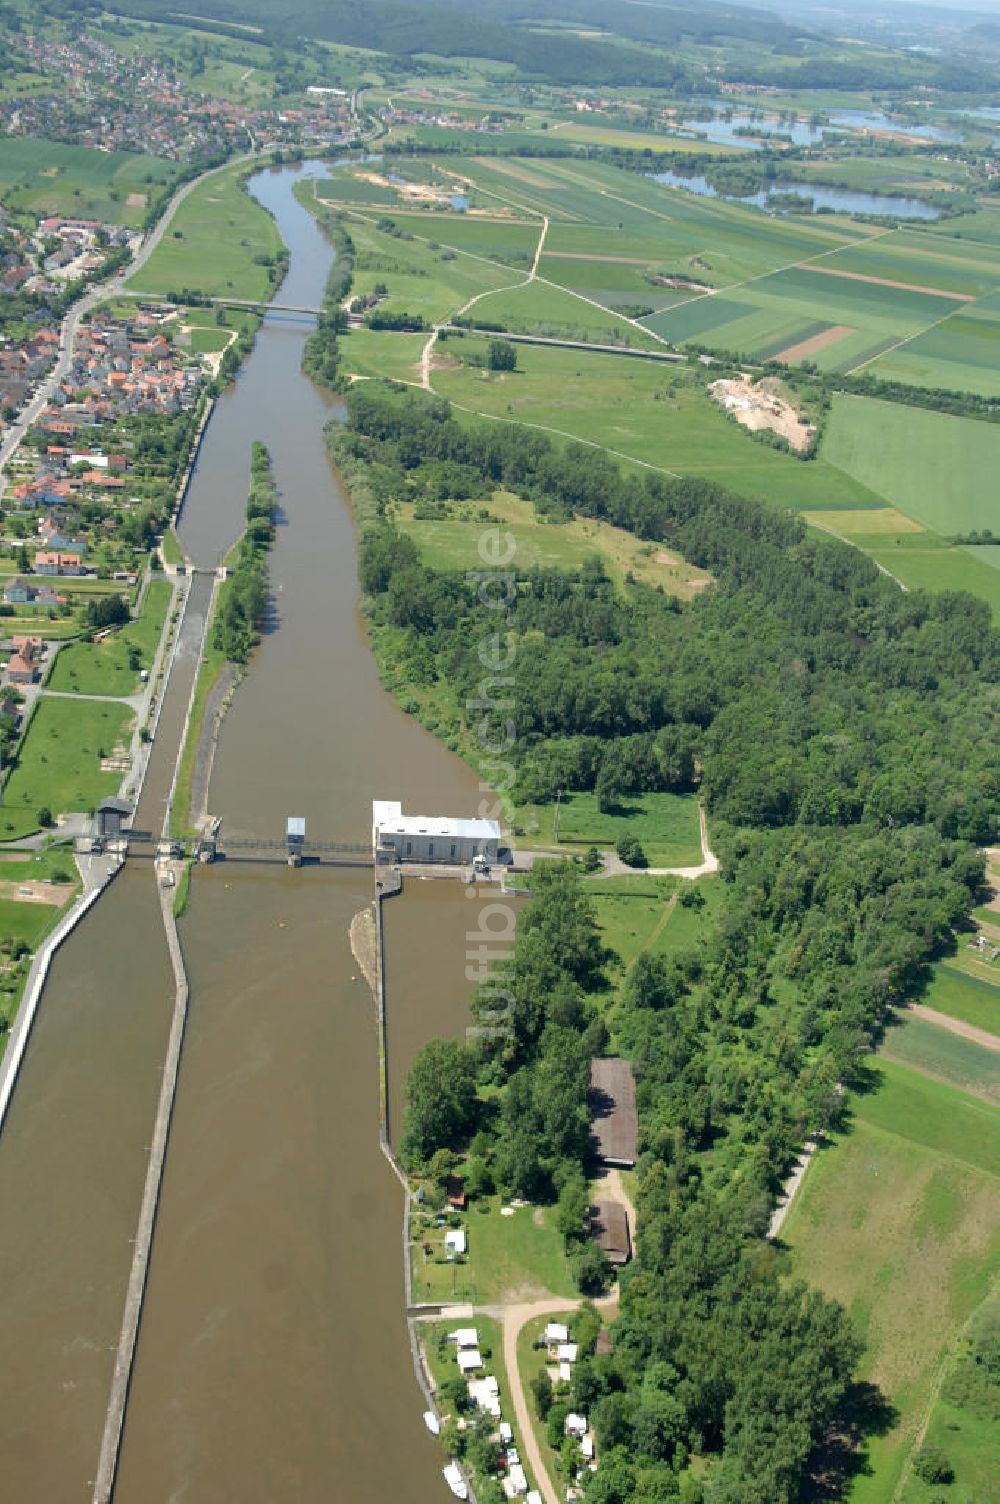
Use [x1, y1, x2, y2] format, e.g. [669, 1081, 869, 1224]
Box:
[0, 164, 491, 1503]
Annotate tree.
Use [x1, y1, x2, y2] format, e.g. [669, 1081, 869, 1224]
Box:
[913, 1446, 953, 1485]
[401, 1039, 478, 1168]
[487, 339, 517, 372]
[616, 833, 647, 868]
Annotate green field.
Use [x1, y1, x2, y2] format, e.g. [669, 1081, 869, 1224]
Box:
[784, 1056, 1000, 1503]
[128, 162, 283, 301]
[0, 698, 134, 839]
[431, 339, 884, 510]
[582, 870, 725, 980]
[47, 579, 173, 696]
[881, 1013, 1000, 1106]
[0, 135, 175, 227]
[821, 394, 1000, 534]
[411, 1195, 575, 1306]
[644, 263, 962, 372]
[0, 895, 70, 950]
[870, 297, 1000, 396]
[919, 961, 1000, 1035]
[459, 276, 663, 348]
[896, 1286, 1000, 1504]
[344, 209, 519, 325]
[513, 789, 703, 868]
[394, 491, 709, 598]
[865, 536, 1000, 619]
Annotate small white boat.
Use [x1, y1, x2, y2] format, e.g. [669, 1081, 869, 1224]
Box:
[423, 1409, 440, 1435]
[443, 1460, 468, 1500]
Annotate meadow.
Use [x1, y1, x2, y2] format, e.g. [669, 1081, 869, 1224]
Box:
[430, 337, 884, 510]
[783, 1054, 1000, 1503]
[0, 136, 175, 227]
[456, 276, 664, 348]
[46, 579, 173, 696]
[896, 1287, 1000, 1504]
[0, 698, 134, 839]
[127, 162, 283, 301]
[411, 1196, 574, 1306]
[344, 209, 520, 324]
[393, 491, 710, 597]
[820, 393, 1000, 533]
[512, 789, 703, 868]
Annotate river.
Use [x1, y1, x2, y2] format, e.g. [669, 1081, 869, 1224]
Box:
[0, 162, 490, 1502]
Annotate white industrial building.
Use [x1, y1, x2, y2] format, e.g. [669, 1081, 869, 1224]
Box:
[372, 800, 501, 865]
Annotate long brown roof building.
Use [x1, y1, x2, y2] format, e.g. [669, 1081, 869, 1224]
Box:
[589, 1057, 638, 1168]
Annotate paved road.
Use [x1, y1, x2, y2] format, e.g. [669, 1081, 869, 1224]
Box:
[0, 151, 258, 485]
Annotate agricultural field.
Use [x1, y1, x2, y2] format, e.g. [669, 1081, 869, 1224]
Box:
[643, 263, 967, 373]
[783, 1051, 1000, 1504]
[820, 394, 1000, 534]
[458, 276, 663, 348]
[0, 136, 175, 227]
[127, 162, 283, 301]
[881, 1013, 1000, 1106]
[869, 294, 1000, 396]
[46, 579, 173, 697]
[863, 536, 1000, 620]
[393, 491, 711, 598]
[0, 698, 134, 840]
[344, 211, 521, 325]
[430, 338, 884, 510]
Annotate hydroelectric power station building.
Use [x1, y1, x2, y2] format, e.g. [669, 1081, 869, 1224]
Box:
[372, 800, 501, 865]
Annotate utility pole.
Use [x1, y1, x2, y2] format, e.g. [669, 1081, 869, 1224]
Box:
[553, 787, 562, 842]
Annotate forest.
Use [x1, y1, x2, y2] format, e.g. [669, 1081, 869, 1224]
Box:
[337, 380, 999, 1502]
[212, 440, 277, 663]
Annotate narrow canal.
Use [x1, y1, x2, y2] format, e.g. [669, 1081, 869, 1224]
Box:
[0, 163, 491, 1502]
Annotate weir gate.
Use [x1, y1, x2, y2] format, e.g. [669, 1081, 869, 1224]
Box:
[90, 823, 374, 870]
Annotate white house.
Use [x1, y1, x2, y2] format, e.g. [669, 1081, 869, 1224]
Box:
[556, 1343, 578, 1364]
[457, 1349, 483, 1374]
[565, 1413, 588, 1439]
[450, 1327, 479, 1349]
[445, 1228, 467, 1256]
[544, 1322, 569, 1344]
[372, 800, 501, 865]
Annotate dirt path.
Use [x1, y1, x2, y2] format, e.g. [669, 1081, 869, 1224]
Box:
[909, 1002, 1000, 1050]
[530, 215, 549, 279]
[500, 1287, 620, 1504]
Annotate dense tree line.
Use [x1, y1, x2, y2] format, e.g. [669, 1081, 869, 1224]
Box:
[340, 380, 998, 1496]
[302, 214, 353, 390]
[212, 441, 276, 662]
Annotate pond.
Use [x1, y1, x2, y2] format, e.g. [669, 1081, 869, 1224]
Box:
[650, 169, 941, 221]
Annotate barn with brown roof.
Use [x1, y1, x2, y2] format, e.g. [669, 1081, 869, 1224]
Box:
[588, 1057, 637, 1168]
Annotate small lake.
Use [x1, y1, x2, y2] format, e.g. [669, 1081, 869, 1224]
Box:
[827, 109, 961, 143]
[651, 169, 941, 220]
[677, 102, 961, 148]
[672, 111, 838, 148]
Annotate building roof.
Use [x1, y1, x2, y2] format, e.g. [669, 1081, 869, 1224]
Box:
[372, 799, 500, 841]
[589, 1057, 638, 1168]
[590, 1200, 631, 1265]
[99, 797, 133, 815]
[287, 816, 306, 837]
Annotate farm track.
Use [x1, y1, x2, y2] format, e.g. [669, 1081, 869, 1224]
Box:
[908, 1002, 1000, 1050]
